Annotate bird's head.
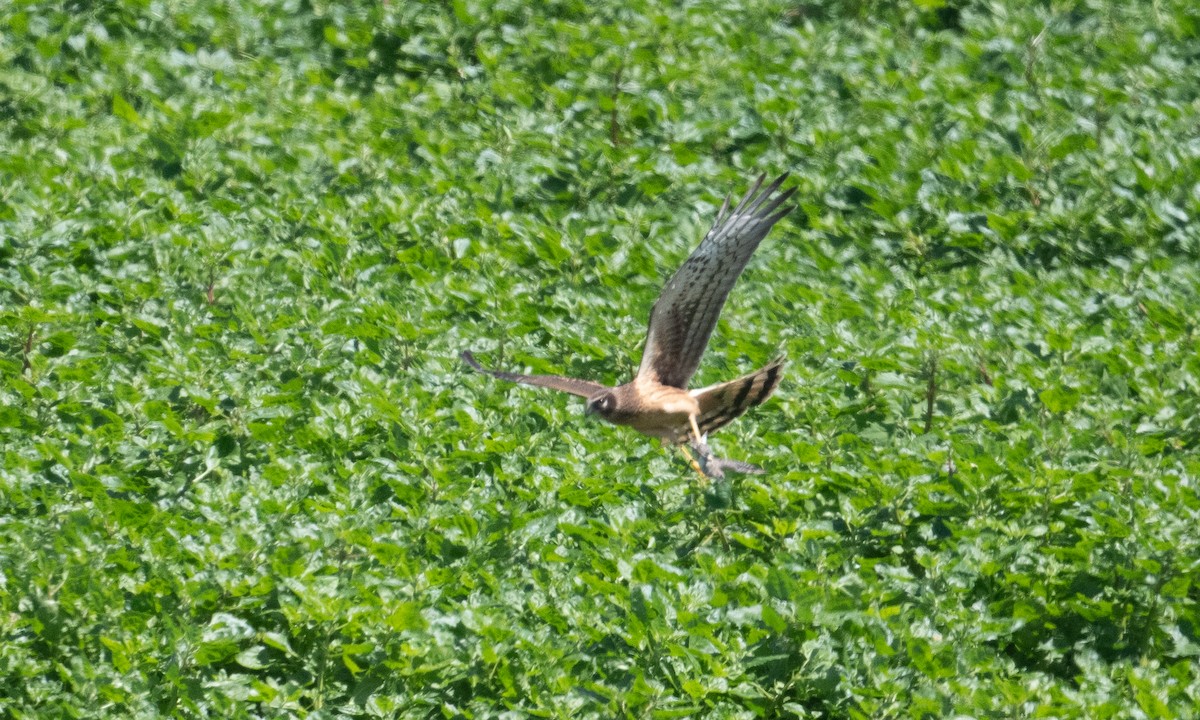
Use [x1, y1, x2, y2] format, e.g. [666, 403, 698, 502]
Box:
[585, 392, 617, 418]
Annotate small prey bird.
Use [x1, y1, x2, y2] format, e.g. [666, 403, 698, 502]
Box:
[463, 173, 795, 477]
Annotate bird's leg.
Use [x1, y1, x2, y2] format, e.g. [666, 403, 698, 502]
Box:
[686, 415, 720, 477]
[684, 414, 723, 479]
[679, 444, 710, 482]
[688, 414, 718, 465]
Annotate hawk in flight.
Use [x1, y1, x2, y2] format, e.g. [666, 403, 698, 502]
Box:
[463, 173, 795, 477]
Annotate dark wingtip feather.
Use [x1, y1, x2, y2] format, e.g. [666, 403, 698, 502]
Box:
[763, 204, 795, 228]
[756, 185, 798, 220]
[733, 174, 768, 214]
[740, 172, 795, 216]
[716, 192, 732, 223]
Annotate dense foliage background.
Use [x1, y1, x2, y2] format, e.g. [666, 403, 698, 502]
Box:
[3, 0, 1199, 717]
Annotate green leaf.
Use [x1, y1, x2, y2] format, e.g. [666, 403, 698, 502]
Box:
[1039, 386, 1080, 413]
[111, 94, 144, 127]
[386, 602, 427, 632]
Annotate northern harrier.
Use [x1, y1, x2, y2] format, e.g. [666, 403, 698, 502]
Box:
[463, 173, 795, 477]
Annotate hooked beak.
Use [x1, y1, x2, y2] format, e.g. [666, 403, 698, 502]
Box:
[584, 402, 596, 416]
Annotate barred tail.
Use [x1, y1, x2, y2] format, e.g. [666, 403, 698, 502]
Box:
[690, 356, 785, 437]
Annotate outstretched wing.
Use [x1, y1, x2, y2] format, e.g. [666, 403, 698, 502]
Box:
[461, 351, 606, 399]
[690, 356, 785, 437]
[636, 173, 795, 389]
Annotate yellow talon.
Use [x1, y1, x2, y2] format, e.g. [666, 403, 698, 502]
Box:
[680, 444, 708, 481]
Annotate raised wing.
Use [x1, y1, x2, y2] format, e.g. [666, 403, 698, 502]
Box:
[636, 174, 795, 389]
[690, 356, 785, 436]
[461, 351, 606, 399]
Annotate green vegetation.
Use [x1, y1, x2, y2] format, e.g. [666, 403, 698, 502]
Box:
[2, 0, 1199, 716]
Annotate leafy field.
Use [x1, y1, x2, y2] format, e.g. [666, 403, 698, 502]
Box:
[3, 0, 1200, 717]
